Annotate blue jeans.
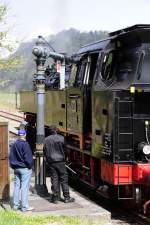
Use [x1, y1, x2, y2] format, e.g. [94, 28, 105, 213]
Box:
[13, 168, 32, 211]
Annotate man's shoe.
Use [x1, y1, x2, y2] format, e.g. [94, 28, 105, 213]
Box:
[51, 199, 58, 204]
[22, 207, 34, 212]
[51, 195, 58, 204]
[12, 207, 19, 211]
[12, 205, 21, 211]
[26, 207, 34, 211]
[64, 197, 75, 203]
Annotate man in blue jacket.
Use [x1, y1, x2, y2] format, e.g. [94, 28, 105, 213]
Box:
[9, 129, 34, 212]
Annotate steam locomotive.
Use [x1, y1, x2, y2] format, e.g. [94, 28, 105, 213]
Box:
[20, 24, 150, 213]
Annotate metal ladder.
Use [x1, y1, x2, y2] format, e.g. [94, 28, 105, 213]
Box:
[116, 98, 134, 200]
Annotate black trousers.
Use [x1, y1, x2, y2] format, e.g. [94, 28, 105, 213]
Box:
[49, 162, 70, 198]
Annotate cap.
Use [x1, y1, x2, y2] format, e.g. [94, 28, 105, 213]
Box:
[18, 129, 26, 136]
[48, 125, 57, 134]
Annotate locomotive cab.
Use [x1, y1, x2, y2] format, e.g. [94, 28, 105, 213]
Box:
[93, 25, 150, 163]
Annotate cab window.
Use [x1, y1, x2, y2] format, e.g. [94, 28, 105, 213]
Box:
[100, 52, 114, 81]
[69, 64, 78, 86]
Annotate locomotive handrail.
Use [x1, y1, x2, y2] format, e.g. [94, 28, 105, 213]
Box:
[136, 51, 145, 80]
[68, 94, 81, 99]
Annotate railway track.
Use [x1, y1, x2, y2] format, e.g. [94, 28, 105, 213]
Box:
[69, 178, 150, 225]
[0, 110, 24, 122]
[0, 110, 24, 134]
[131, 211, 150, 225]
[110, 207, 150, 224]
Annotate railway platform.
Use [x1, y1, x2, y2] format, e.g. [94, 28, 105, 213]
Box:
[0, 114, 111, 224]
[7, 174, 111, 224]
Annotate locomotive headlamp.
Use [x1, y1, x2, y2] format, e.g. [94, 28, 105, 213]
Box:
[143, 145, 150, 155]
[130, 86, 135, 93]
[138, 142, 150, 155]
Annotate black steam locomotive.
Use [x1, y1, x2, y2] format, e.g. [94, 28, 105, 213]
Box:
[20, 24, 150, 214]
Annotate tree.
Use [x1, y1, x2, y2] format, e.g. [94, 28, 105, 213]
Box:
[0, 2, 22, 70]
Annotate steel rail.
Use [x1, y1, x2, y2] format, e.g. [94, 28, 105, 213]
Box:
[0, 110, 24, 122]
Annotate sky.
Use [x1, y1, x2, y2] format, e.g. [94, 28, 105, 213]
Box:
[2, 0, 150, 43]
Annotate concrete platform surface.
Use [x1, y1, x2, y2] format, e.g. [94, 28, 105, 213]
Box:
[8, 175, 111, 224]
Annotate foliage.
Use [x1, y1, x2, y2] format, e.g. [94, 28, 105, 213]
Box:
[0, 2, 22, 71]
[0, 56, 23, 70]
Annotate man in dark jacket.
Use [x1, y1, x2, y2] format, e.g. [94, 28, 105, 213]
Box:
[9, 129, 34, 212]
[44, 125, 75, 204]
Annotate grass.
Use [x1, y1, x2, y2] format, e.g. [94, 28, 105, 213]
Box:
[0, 210, 80, 225]
[0, 210, 105, 225]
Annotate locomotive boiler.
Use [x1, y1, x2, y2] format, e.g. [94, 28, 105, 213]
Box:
[20, 24, 150, 213]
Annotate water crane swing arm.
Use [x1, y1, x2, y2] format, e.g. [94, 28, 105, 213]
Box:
[32, 36, 74, 63]
[32, 36, 75, 90]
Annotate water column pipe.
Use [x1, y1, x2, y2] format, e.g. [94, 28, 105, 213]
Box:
[32, 36, 48, 194]
[32, 36, 74, 194]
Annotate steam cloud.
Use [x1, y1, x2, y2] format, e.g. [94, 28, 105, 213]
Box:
[50, 0, 69, 33]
